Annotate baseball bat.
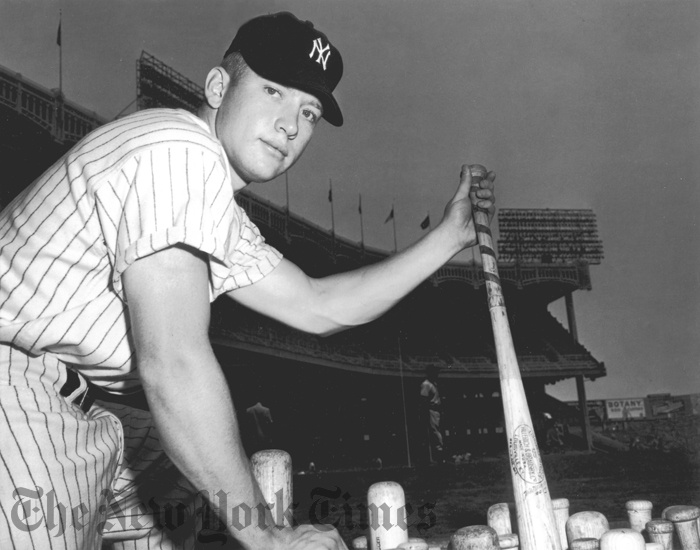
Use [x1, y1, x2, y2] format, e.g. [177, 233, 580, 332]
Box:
[367, 481, 409, 550]
[487, 503, 513, 536]
[250, 449, 292, 528]
[570, 539, 600, 550]
[352, 535, 369, 549]
[552, 498, 571, 550]
[625, 500, 653, 534]
[467, 164, 561, 550]
[565, 511, 609, 544]
[450, 525, 500, 550]
[663, 505, 700, 550]
[498, 533, 519, 549]
[397, 538, 429, 550]
[599, 529, 646, 550]
[645, 519, 674, 550]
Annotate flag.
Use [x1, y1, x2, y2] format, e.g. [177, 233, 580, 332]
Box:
[328, 187, 333, 202]
[358, 194, 362, 215]
[420, 214, 431, 230]
[384, 207, 394, 224]
[56, 20, 62, 46]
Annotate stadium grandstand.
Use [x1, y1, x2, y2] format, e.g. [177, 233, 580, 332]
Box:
[1, 52, 611, 469]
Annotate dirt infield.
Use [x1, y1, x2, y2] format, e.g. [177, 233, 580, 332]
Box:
[292, 450, 700, 544]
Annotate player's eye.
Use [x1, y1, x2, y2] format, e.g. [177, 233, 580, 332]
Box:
[264, 86, 281, 98]
[302, 108, 320, 124]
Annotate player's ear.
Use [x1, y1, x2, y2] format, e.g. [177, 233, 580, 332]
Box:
[204, 67, 230, 109]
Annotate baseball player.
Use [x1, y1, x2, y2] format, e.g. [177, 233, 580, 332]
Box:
[0, 11, 495, 549]
[420, 366, 444, 463]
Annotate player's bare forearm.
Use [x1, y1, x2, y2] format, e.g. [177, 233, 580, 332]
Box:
[228, 166, 495, 335]
[140, 351, 282, 547]
[123, 245, 281, 547]
[123, 244, 347, 549]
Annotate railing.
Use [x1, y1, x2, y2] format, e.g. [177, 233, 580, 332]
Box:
[0, 63, 105, 144]
[210, 323, 605, 379]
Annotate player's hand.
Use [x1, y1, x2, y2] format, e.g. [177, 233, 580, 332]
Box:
[440, 164, 496, 250]
[272, 523, 349, 550]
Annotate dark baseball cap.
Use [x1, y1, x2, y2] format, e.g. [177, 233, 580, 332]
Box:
[224, 11, 343, 126]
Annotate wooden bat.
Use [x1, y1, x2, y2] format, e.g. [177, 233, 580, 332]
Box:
[645, 519, 674, 550]
[625, 500, 653, 534]
[599, 529, 646, 550]
[367, 481, 409, 550]
[551, 498, 571, 550]
[468, 164, 561, 550]
[565, 511, 609, 544]
[450, 525, 499, 550]
[662, 505, 700, 550]
[251, 449, 293, 528]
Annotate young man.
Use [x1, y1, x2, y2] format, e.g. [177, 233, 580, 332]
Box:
[0, 11, 495, 550]
[420, 366, 444, 463]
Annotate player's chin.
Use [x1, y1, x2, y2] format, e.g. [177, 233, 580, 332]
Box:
[242, 162, 288, 185]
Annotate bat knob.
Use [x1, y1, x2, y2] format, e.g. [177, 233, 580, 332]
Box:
[469, 164, 488, 182]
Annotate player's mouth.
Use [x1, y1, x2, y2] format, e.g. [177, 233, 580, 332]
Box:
[261, 139, 288, 159]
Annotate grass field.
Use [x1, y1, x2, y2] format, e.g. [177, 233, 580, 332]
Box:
[195, 449, 700, 548]
[291, 450, 700, 545]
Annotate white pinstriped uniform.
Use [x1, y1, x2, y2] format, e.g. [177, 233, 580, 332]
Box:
[0, 108, 282, 548]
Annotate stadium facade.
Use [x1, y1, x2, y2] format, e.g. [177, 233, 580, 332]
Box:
[1, 54, 610, 469]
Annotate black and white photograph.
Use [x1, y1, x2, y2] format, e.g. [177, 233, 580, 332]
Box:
[1, 1, 698, 548]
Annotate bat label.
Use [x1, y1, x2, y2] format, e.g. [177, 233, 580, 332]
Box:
[509, 424, 545, 485]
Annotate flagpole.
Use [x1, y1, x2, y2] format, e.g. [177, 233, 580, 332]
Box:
[285, 172, 290, 212]
[358, 193, 365, 251]
[284, 171, 290, 242]
[58, 10, 63, 96]
[56, 10, 64, 142]
[397, 333, 412, 468]
[329, 178, 335, 238]
[391, 204, 398, 253]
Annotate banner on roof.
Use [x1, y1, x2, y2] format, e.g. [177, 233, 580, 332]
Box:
[605, 398, 646, 420]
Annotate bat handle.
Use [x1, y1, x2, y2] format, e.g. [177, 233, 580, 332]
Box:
[468, 163, 491, 228]
[468, 164, 504, 310]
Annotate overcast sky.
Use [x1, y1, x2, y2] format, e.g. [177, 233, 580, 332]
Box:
[1, 0, 698, 402]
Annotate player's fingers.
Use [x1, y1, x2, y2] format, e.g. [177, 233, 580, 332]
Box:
[475, 171, 496, 209]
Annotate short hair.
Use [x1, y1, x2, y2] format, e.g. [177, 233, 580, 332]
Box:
[220, 51, 250, 85]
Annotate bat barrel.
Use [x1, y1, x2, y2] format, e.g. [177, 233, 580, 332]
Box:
[450, 525, 500, 550]
[367, 481, 409, 550]
[645, 519, 674, 549]
[251, 449, 293, 528]
[599, 528, 645, 550]
[625, 500, 653, 534]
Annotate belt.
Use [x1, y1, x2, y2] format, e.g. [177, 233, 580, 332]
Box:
[59, 368, 95, 413]
[60, 368, 150, 412]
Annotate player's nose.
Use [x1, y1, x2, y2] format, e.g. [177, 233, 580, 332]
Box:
[274, 105, 299, 141]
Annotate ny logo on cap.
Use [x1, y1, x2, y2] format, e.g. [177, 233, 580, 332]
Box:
[309, 38, 331, 70]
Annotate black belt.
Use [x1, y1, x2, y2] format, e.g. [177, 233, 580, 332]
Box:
[60, 368, 149, 412]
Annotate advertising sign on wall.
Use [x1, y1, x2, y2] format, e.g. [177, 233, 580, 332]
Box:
[605, 398, 646, 420]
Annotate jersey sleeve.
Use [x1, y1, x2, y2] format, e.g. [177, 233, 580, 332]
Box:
[102, 143, 280, 301]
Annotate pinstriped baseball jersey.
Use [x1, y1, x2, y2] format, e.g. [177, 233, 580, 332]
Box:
[0, 108, 282, 393]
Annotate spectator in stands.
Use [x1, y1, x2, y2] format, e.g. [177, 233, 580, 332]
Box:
[0, 11, 495, 550]
[243, 387, 275, 455]
[420, 365, 445, 463]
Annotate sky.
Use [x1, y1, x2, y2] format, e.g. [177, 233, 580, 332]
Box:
[1, 0, 699, 402]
